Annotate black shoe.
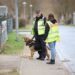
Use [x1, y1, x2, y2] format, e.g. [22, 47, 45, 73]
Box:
[36, 57, 41, 60]
[39, 58, 45, 61]
[37, 57, 45, 61]
[47, 59, 55, 64]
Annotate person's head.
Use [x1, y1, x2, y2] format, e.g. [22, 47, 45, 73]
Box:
[35, 9, 42, 17]
[48, 13, 57, 23]
[48, 13, 54, 20]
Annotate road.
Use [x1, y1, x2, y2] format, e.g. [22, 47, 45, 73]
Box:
[56, 25, 75, 75]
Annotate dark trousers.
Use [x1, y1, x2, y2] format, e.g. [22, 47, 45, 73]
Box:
[35, 35, 46, 59]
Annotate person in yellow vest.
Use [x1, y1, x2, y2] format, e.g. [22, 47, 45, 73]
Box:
[45, 13, 60, 64]
[31, 10, 49, 60]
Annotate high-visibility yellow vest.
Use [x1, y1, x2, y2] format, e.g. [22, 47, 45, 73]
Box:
[45, 21, 60, 43]
[31, 19, 45, 35]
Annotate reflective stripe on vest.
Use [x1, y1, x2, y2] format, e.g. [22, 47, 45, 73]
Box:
[45, 21, 60, 43]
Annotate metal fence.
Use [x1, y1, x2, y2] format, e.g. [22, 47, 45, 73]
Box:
[0, 6, 8, 50]
[7, 18, 13, 33]
[0, 20, 8, 50]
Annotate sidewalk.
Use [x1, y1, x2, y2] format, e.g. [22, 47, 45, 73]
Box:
[0, 54, 70, 75]
[0, 55, 20, 75]
[19, 46, 70, 75]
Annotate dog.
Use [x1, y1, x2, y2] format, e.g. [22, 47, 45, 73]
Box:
[24, 36, 50, 60]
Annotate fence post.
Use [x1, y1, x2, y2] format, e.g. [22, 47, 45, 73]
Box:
[0, 20, 2, 50]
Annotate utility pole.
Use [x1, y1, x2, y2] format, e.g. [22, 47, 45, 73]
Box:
[22, 2, 27, 26]
[15, 0, 19, 41]
[30, 4, 33, 25]
[22, 2, 27, 20]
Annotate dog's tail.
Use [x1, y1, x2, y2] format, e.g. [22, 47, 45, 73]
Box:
[46, 45, 50, 50]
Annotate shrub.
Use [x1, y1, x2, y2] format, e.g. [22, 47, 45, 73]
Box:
[19, 18, 26, 28]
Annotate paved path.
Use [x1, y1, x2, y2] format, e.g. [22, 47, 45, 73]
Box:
[0, 51, 70, 75]
[19, 45, 70, 75]
[0, 55, 20, 75]
[19, 58, 70, 75]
